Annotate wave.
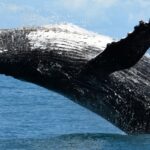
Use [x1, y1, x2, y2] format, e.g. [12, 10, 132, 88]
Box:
[0, 133, 150, 150]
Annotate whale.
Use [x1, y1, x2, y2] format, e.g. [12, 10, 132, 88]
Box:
[0, 21, 149, 134]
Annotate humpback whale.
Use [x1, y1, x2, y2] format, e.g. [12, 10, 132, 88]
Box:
[0, 21, 149, 134]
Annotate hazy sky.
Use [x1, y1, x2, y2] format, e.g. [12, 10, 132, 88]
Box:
[0, 0, 149, 39]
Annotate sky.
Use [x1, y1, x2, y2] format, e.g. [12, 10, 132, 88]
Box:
[0, 0, 149, 39]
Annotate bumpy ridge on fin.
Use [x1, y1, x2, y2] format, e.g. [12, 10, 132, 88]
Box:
[85, 21, 150, 74]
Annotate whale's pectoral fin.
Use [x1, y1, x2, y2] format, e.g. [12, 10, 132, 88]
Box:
[85, 21, 150, 74]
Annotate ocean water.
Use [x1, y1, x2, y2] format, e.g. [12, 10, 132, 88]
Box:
[0, 75, 149, 150]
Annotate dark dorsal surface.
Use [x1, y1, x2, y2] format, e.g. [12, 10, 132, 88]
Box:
[84, 21, 150, 74]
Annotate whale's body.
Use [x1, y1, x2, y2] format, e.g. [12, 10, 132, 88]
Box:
[0, 22, 149, 134]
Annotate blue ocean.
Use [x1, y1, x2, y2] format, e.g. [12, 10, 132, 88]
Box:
[0, 75, 150, 150]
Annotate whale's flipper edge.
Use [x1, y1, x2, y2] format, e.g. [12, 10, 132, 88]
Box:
[85, 21, 150, 74]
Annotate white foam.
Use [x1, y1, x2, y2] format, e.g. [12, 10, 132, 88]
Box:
[145, 53, 150, 58]
[0, 49, 8, 53]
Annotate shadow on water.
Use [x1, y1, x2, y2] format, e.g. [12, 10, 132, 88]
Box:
[0, 133, 150, 150]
